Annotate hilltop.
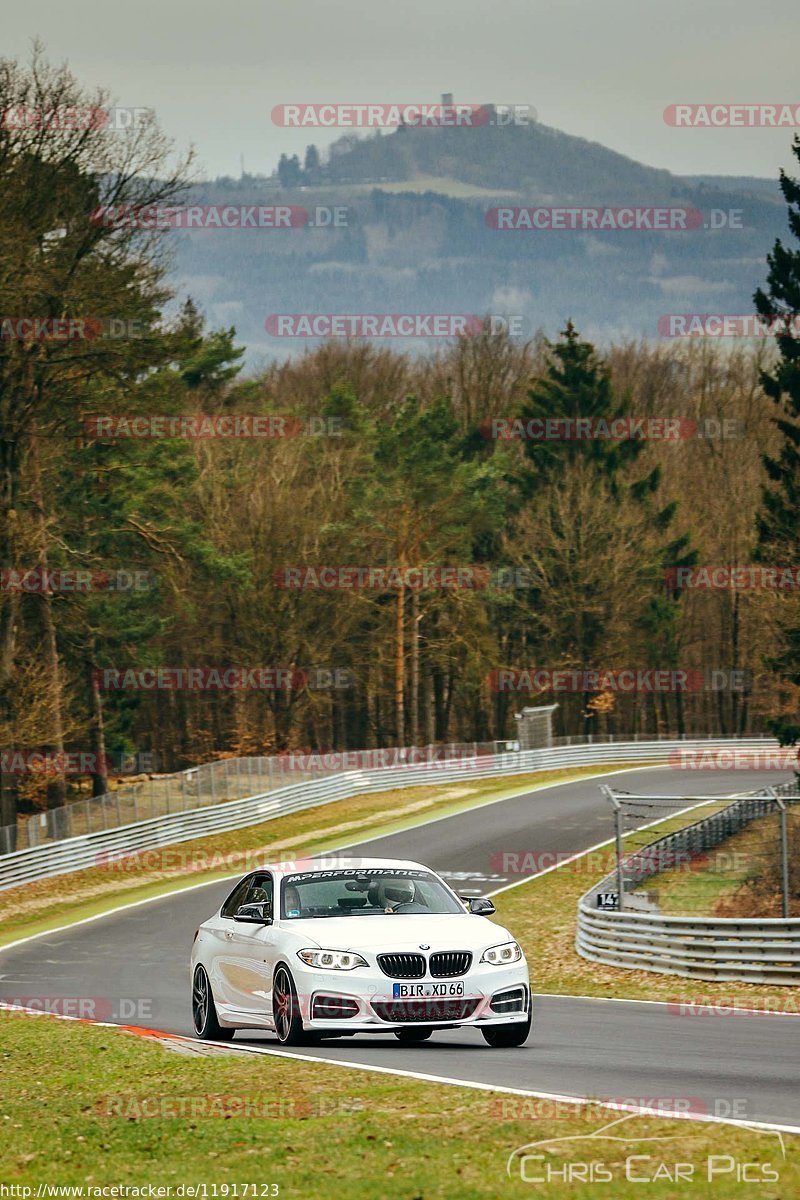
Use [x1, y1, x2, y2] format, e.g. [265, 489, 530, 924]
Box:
[169, 117, 788, 363]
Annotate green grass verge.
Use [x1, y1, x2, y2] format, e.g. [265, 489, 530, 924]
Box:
[0, 763, 655, 948]
[635, 827, 758, 916]
[492, 801, 800, 1008]
[636, 810, 799, 918]
[1, 1013, 796, 1196]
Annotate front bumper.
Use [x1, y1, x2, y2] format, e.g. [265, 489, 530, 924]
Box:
[292, 958, 530, 1032]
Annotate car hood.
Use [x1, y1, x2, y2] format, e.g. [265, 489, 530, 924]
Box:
[283, 913, 516, 953]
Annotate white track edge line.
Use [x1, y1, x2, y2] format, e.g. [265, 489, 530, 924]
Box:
[339, 763, 667, 848]
[1, 770, 791, 1023]
[0, 763, 660, 957]
[1, 1002, 797, 1137]
[485, 794, 748, 897]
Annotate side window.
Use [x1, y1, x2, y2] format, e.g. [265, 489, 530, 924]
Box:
[221, 876, 253, 919]
[244, 873, 274, 917]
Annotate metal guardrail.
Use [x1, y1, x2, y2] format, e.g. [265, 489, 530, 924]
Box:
[3, 730, 754, 854]
[577, 909, 800, 985]
[0, 736, 787, 892]
[1, 752, 403, 853]
[577, 786, 800, 985]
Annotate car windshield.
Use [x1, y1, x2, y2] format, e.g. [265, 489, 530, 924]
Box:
[280, 868, 464, 918]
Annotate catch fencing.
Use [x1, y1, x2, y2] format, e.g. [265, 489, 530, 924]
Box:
[0, 735, 790, 892]
[577, 782, 800, 984]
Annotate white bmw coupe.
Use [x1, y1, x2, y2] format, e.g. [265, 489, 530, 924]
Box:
[191, 857, 531, 1047]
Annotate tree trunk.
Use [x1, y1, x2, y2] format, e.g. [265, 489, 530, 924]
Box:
[409, 590, 420, 745]
[422, 666, 435, 745]
[394, 583, 405, 743]
[0, 590, 20, 846]
[433, 666, 446, 741]
[0, 435, 20, 843]
[675, 690, 686, 739]
[87, 646, 109, 797]
[29, 436, 66, 810]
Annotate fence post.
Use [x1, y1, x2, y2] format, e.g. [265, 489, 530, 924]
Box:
[774, 792, 790, 920]
[615, 797, 625, 910]
[601, 785, 625, 912]
[210, 762, 216, 805]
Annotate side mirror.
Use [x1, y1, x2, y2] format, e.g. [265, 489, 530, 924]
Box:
[234, 902, 272, 925]
[464, 896, 496, 916]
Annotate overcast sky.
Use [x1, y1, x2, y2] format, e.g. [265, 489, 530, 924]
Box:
[5, 0, 799, 181]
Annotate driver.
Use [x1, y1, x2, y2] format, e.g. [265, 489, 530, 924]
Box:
[284, 884, 302, 918]
[377, 879, 416, 912]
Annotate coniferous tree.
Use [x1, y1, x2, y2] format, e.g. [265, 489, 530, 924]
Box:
[514, 323, 696, 733]
[754, 136, 800, 748]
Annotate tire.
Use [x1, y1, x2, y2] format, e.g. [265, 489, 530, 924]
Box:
[272, 965, 314, 1046]
[192, 965, 235, 1040]
[394, 1027, 433, 1045]
[481, 1009, 532, 1048]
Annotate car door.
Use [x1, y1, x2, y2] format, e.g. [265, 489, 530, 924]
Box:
[204, 874, 253, 1007]
[216, 871, 277, 1018]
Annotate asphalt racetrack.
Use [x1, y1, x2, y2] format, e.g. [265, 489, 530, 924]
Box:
[2, 766, 798, 1130]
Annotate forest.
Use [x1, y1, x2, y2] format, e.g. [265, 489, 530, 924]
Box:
[1, 52, 798, 832]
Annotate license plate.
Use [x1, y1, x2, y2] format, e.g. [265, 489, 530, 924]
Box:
[392, 982, 465, 999]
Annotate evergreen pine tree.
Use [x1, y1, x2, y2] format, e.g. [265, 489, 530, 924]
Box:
[753, 136, 800, 748]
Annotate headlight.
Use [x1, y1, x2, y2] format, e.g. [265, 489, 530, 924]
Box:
[297, 949, 368, 970]
[480, 940, 523, 966]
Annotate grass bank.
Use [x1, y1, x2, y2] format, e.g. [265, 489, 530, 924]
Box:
[493, 801, 800, 1008]
[0, 763, 650, 948]
[1, 1013, 795, 1197]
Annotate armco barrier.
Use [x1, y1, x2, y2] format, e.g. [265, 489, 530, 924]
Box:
[577, 785, 800, 985]
[0, 737, 789, 892]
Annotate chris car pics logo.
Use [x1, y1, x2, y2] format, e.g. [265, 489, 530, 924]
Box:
[507, 1113, 783, 1184]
